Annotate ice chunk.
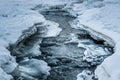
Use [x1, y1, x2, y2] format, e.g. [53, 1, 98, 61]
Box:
[19, 59, 51, 79]
[0, 46, 18, 73]
[0, 68, 13, 80]
[44, 20, 62, 37]
[77, 70, 94, 80]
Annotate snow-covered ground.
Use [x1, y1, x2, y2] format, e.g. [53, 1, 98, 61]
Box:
[0, 0, 120, 80]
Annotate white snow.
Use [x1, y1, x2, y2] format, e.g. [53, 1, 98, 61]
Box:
[0, 0, 63, 79]
[0, 0, 46, 78]
[0, 0, 120, 80]
[43, 20, 62, 37]
[66, 0, 120, 80]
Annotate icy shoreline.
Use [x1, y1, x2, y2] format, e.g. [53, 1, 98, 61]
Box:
[65, 0, 120, 80]
[0, 0, 62, 79]
[0, 0, 120, 80]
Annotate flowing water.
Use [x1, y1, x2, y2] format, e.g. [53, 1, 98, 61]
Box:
[39, 10, 113, 80]
[9, 9, 113, 80]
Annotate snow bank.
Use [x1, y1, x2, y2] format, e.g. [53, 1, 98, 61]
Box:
[65, 0, 120, 80]
[0, 0, 46, 78]
[0, 0, 64, 79]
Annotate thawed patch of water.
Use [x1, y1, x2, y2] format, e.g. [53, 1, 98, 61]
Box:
[9, 8, 113, 80]
[39, 9, 113, 80]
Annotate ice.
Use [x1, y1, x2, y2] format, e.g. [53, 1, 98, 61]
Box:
[65, 0, 120, 80]
[0, 0, 120, 80]
[0, 68, 13, 80]
[0, 0, 62, 79]
[19, 59, 51, 79]
[77, 70, 94, 80]
[82, 47, 107, 65]
[0, 46, 18, 73]
[43, 20, 62, 37]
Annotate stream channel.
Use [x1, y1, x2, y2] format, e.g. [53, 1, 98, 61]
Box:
[10, 8, 114, 80]
[39, 9, 113, 80]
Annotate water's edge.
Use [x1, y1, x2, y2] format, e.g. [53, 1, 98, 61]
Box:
[8, 6, 115, 80]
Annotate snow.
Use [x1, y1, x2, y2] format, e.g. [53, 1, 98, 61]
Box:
[68, 33, 109, 65]
[0, 0, 46, 77]
[0, 0, 63, 79]
[66, 0, 120, 80]
[0, 0, 120, 80]
[0, 46, 18, 74]
[43, 20, 62, 37]
[83, 47, 107, 63]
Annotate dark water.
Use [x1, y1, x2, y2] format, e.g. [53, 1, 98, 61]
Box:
[41, 10, 82, 37]
[39, 10, 112, 80]
[9, 9, 113, 80]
